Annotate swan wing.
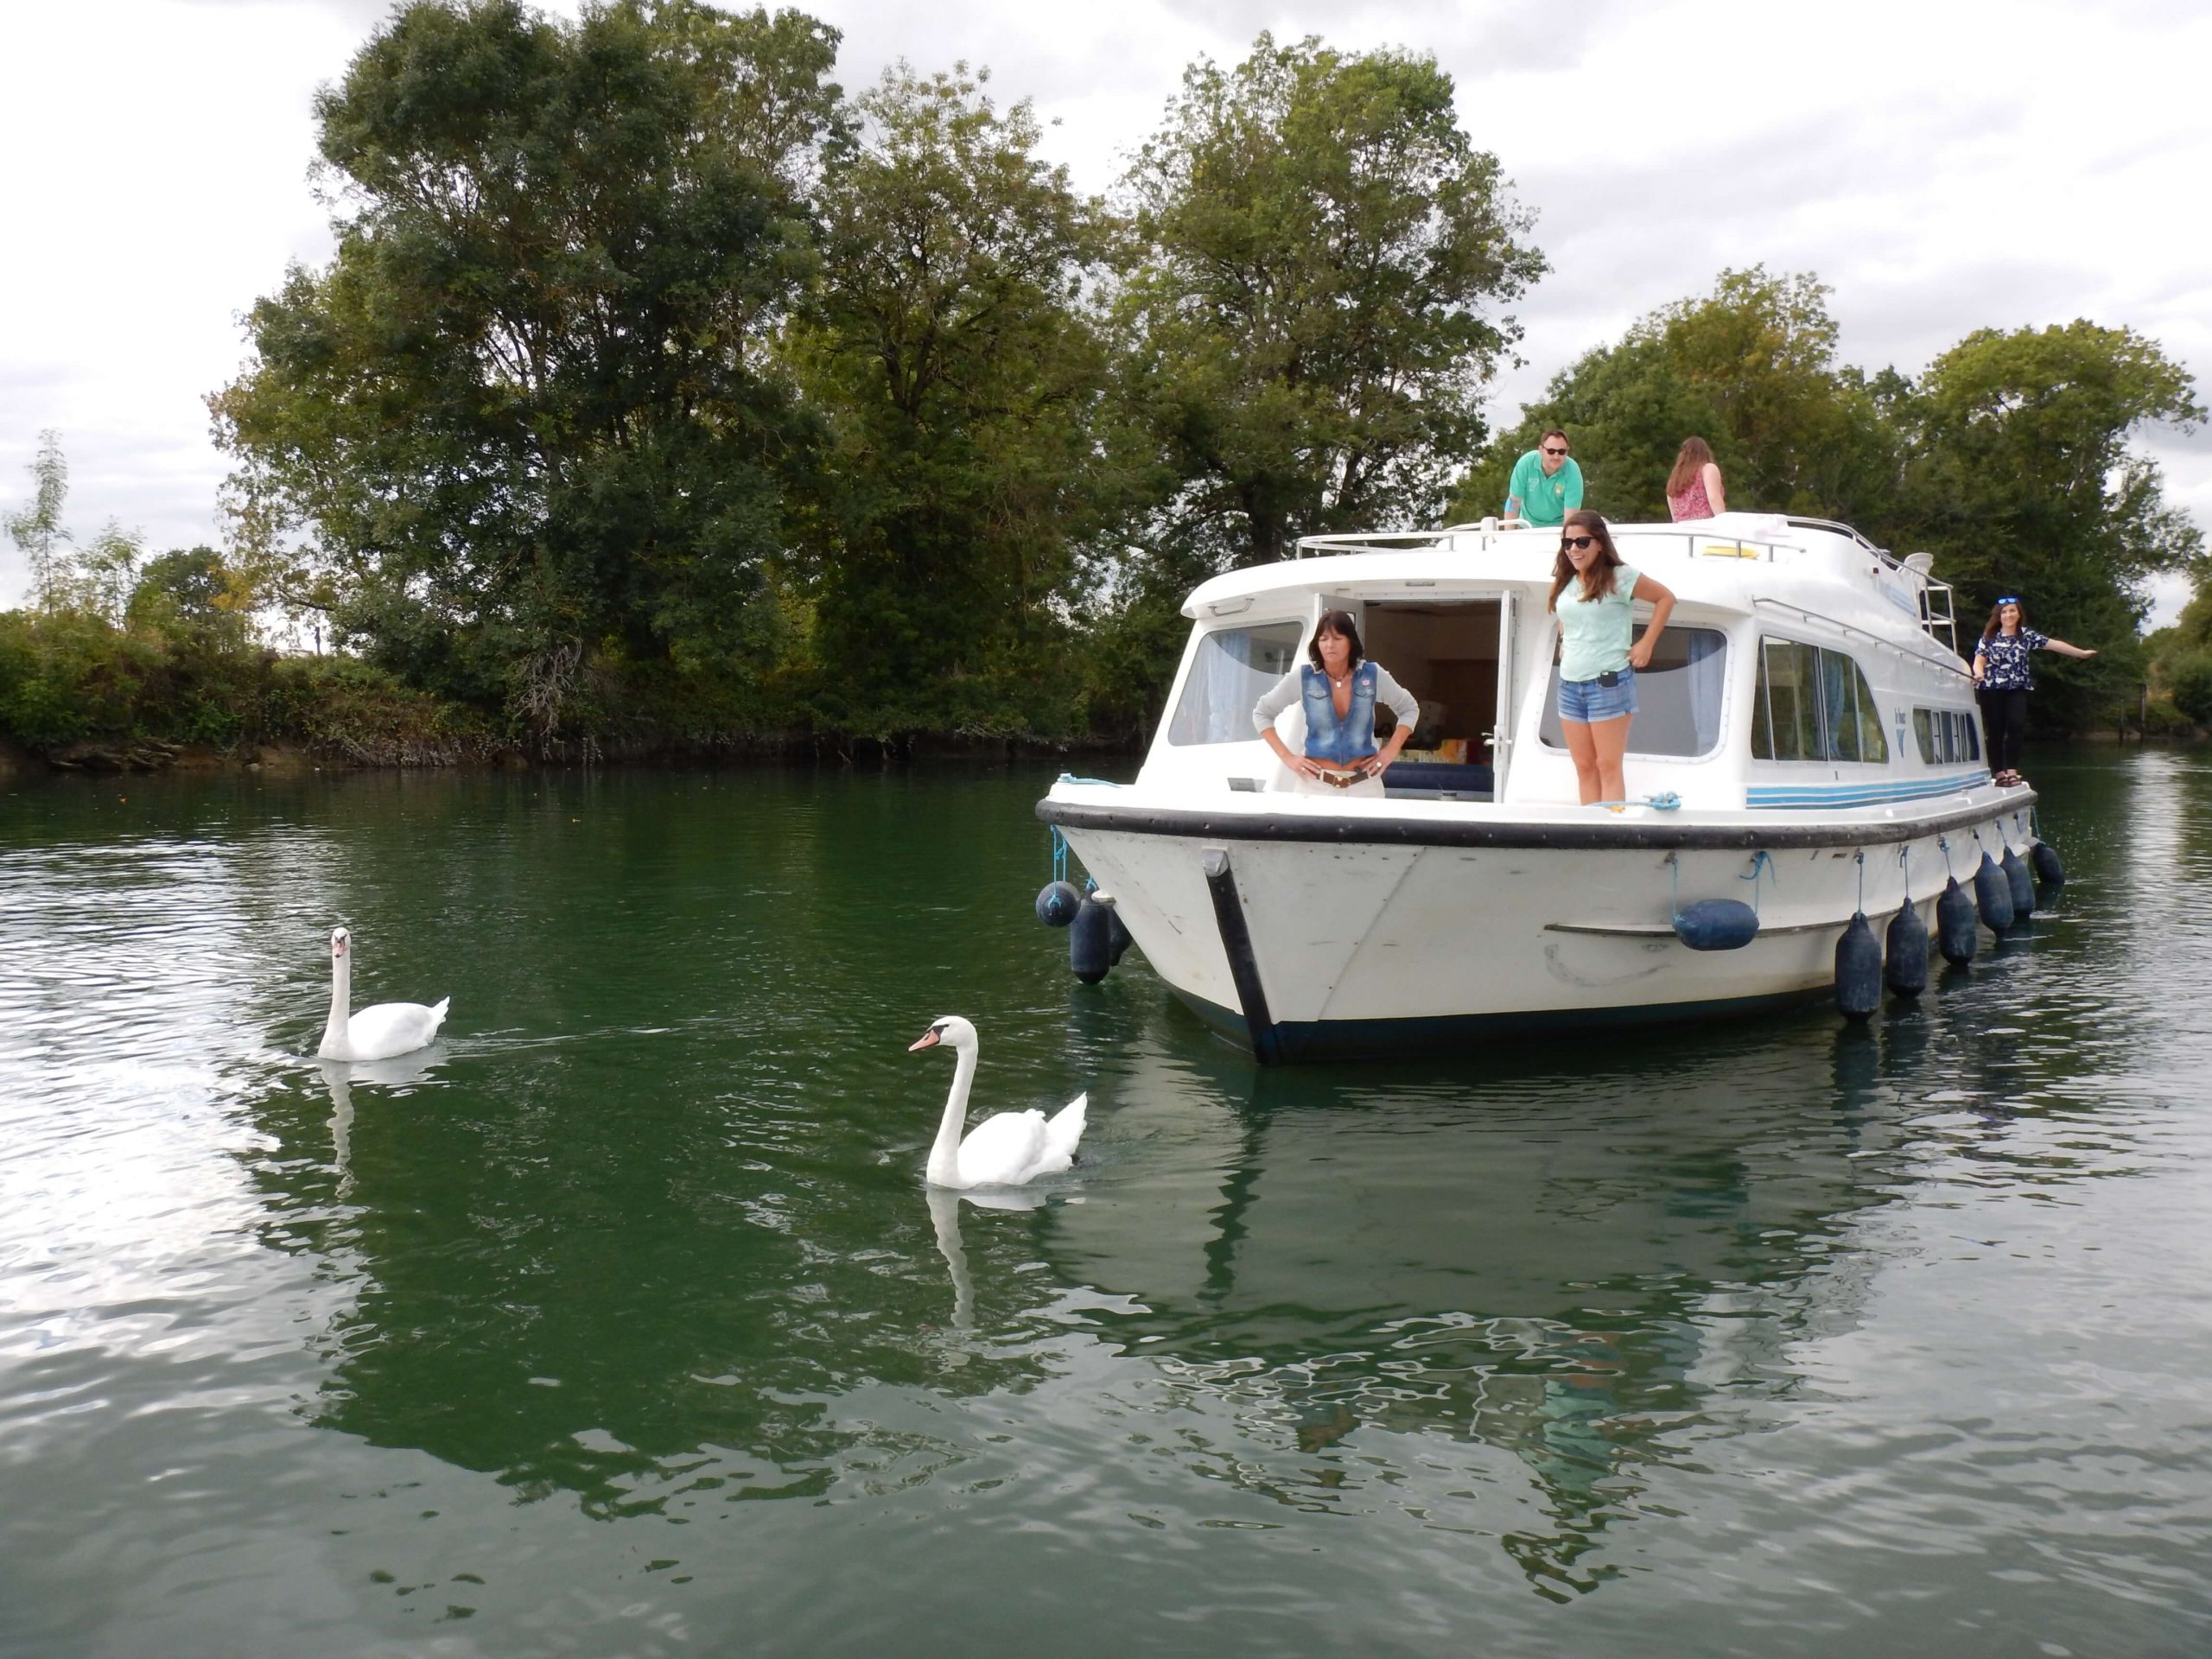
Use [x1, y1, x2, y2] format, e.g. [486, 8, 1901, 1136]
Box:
[956, 1109, 1052, 1186]
[1042, 1093, 1088, 1165]
[341, 997, 449, 1063]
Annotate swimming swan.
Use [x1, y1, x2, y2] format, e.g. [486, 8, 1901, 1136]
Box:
[318, 926, 449, 1062]
[908, 1015, 1086, 1189]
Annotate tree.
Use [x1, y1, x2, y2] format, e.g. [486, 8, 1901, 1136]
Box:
[1116, 35, 1543, 575]
[1459, 269, 1897, 525]
[781, 64, 1112, 736]
[5, 430, 143, 623]
[1893, 321, 2203, 727]
[4, 431, 69, 612]
[210, 0, 844, 744]
[127, 548, 255, 652]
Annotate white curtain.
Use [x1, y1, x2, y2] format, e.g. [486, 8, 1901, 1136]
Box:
[1685, 630, 1726, 753]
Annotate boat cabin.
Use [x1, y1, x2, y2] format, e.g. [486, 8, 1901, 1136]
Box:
[1145, 514, 1981, 813]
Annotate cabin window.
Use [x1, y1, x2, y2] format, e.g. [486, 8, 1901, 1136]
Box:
[1913, 708, 1980, 766]
[1166, 622, 1304, 746]
[1538, 626, 1728, 757]
[1751, 639, 1888, 763]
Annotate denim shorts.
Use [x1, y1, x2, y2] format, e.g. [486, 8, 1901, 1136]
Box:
[1557, 666, 1638, 723]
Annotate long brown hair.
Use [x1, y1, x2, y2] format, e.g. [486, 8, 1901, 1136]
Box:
[1668, 436, 1715, 501]
[1980, 596, 2029, 639]
[1546, 511, 1624, 613]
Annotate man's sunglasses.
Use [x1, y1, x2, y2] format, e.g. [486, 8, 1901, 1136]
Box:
[1560, 535, 1597, 550]
[1541, 446, 1568, 456]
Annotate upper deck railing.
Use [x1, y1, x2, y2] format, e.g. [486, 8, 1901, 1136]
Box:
[1292, 518, 1961, 655]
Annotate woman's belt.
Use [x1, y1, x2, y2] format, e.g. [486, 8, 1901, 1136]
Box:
[1306, 749, 1378, 788]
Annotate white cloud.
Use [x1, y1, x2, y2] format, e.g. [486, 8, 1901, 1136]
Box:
[1, 0, 2205, 620]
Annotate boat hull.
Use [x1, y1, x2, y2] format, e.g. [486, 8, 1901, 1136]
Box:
[1042, 791, 2039, 1064]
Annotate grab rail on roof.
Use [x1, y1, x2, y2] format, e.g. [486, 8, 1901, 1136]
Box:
[1754, 596, 1971, 678]
[1292, 521, 1963, 653]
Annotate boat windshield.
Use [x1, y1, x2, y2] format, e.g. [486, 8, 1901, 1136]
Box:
[1166, 622, 1304, 746]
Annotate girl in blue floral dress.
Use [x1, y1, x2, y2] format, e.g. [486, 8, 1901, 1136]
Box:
[1972, 597, 2097, 787]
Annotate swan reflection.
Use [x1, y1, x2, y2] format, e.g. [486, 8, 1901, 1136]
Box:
[925, 1183, 1044, 1331]
[316, 1048, 443, 1198]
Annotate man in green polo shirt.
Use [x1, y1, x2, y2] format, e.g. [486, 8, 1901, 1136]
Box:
[1502, 429, 1583, 527]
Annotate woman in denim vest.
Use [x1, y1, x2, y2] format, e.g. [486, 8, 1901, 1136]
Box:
[1549, 511, 1676, 806]
[1253, 611, 1420, 798]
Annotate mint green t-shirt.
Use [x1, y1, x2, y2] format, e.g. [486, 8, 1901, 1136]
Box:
[1557, 564, 1640, 683]
[1504, 450, 1584, 527]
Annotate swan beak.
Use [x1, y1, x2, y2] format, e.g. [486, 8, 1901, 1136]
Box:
[908, 1029, 941, 1052]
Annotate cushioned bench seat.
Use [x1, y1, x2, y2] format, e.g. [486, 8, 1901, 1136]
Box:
[1380, 760, 1494, 797]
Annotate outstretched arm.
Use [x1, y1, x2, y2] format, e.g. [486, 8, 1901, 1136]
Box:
[2044, 638, 2098, 660]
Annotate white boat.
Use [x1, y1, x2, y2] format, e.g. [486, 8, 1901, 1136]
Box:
[1039, 512, 2045, 1062]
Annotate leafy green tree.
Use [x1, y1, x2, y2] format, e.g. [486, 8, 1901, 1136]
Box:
[1461, 269, 1897, 525]
[4, 431, 70, 612]
[781, 64, 1111, 736]
[210, 0, 843, 745]
[1893, 321, 2203, 727]
[6, 429, 144, 622]
[127, 547, 255, 652]
[1116, 34, 1543, 575]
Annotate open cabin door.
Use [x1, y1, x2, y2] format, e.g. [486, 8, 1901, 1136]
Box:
[1489, 589, 1518, 797]
[1313, 593, 1361, 635]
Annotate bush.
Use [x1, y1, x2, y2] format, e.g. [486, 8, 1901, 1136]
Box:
[0, 610, 164, 747]
[2166, 648, 2212, 726]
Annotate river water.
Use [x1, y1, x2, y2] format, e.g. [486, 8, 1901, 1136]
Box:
[1, 750, 2208, 1657]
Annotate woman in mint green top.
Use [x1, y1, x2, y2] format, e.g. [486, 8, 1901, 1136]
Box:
[1547, 511, 1675, 805]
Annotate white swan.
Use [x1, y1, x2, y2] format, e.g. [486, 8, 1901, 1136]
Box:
[908, 1015, 1086, 1189]
[318, 926, 449, 1062]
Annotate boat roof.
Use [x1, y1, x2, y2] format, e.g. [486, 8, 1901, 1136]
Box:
[1179, 513, 1959, 661]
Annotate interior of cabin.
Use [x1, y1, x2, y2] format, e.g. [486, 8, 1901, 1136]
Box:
[1357, 600, 1503, 797]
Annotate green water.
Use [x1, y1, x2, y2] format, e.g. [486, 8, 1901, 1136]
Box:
[3, 752, 2209, 1656]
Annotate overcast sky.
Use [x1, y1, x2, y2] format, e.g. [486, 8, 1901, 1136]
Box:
[3, 0, 2207, 618]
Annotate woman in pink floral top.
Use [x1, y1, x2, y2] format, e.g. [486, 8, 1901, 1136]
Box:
[1666, 437, 1727, 522]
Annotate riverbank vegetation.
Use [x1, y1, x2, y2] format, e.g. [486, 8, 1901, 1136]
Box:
[3, 0, 2205, 767]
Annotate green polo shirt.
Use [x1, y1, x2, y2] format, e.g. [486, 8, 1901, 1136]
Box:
[1505, 449, 1584, 527]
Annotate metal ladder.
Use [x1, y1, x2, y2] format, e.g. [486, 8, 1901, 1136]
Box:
[1918, 574, 1958, 654]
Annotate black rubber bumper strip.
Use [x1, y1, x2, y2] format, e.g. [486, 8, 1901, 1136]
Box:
[1200, 848, 1282, 1066]
[1039, 793, 2025, 853]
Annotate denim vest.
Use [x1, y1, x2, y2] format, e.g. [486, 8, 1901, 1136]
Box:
[1300, 661, 1379, 766]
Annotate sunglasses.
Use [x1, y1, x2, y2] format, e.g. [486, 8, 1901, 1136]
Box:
[1997, 595, 2019, 605]
[1541, 446, 1568, 456]
[1560, 535, 1597, 550]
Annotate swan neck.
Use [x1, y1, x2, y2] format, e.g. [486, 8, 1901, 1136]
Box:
[927, 1042, 977, 1185]
[321, 951, 351, 1054]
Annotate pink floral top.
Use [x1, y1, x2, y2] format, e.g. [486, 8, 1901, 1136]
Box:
[1668, 472, 1713, 522]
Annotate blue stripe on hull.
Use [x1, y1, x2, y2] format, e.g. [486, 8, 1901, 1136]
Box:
[1747, 772, 1990, 809]
[1171, 986, 1832, 1065]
